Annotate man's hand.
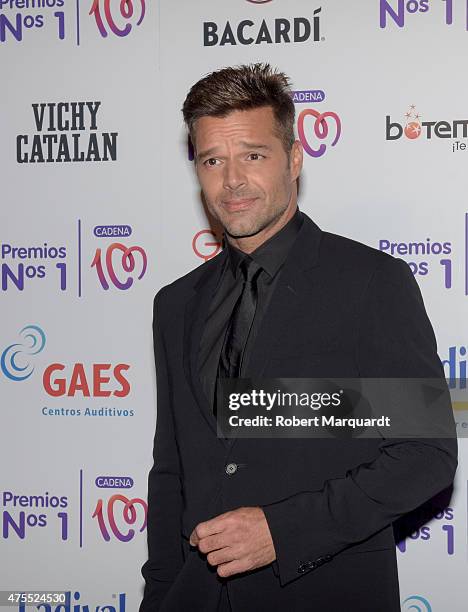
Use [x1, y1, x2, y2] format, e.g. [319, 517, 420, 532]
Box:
[189, 506, 276, 578]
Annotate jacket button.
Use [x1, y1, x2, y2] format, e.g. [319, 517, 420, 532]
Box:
[225, 463, 238, 475]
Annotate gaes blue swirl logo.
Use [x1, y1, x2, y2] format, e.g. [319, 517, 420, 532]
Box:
[402, 595, 432, 612]
[1, 325, 46, 381]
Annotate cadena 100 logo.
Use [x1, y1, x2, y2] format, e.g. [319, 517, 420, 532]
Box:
[297, 109, 341, 158]
[1, 222, 147, 295]
[292, 88, 341, 158]
[92, 473, 147, 542]
[90, 223, 148, 292]
[91, 243, 147, 291]
[93, 494, 147, 542]
[90, 0, 146, 38]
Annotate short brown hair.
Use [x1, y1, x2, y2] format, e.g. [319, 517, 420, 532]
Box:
[182, 62, 296, 156]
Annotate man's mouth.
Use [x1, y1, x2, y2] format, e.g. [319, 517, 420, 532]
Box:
[222, 197, 257, 212]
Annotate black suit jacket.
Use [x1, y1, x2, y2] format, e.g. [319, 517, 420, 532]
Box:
[140, 213, 457, 612]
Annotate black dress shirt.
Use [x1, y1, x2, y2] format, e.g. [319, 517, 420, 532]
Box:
[198, 207, 304, 411]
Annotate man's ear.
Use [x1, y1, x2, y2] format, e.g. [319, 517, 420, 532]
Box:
[289, 140, 303, 182]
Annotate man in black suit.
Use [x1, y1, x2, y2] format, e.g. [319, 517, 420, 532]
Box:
[139, 63, 457, 611]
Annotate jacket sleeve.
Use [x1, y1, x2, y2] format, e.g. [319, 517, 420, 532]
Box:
[261, 256, 458, 586]
[139, 289, 184, 611]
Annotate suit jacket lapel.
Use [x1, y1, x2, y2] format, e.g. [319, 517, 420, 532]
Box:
[183, 250, 230, 447]
[226, 214, 323, 450]
[183, 213, 323, 451]
[247, 213, 322, 378]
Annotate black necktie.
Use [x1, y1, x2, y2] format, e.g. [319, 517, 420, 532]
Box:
[214, 256, 262, 416]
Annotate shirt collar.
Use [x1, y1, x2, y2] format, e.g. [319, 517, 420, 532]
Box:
[223, 207, 304, 280]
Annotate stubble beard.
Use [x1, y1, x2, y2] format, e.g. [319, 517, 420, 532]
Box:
[209, 197, 290, 239]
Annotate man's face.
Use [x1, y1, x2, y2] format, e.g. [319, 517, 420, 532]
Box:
[193, 106, 302, 239]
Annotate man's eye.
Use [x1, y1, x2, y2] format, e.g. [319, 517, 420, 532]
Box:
[204, 158, 220, 167]
[247, 153, 263, 160]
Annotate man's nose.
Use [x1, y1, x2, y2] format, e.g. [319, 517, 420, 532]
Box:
[223, 161, 246, 191]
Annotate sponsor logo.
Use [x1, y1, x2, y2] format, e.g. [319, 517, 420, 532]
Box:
[291, 88, 340, 158]
[1, 242, 67, 292]
[1, 0, 146, 45]
[380, 0, 429, 28]
[379, 212, 468, 295]
[1, 470, 145, 552]
[1, 325, 134, 417]
[17, 101, 118, 164]
[386, 105, 468, 152]
[443, 346, 467, 391]
[380, 0, 465, 30]
[204, 7, 323, 46]
[95, 476, 134, 489]
[378, 237, 452, 284]
[396, 506, 454, 556]
[90, 0, 146, 38]
[91, 235, 148, 291]
[297, 109, 341, 158]
[2, 221, 146, 295]
[42, 363, 130, 398]
[291, 89, 325, 104]
[1, 489, 69, 541]
[0, 0, 66, 43]
[1, 325, 46, 381]
[192, 230, 222, 262]
[91, 473, 147, 542]
[93, 225, 132, 238]
[401, 595, 432, 611]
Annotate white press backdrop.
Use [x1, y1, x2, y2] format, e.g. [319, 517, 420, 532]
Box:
[1, 1, 467, 610]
